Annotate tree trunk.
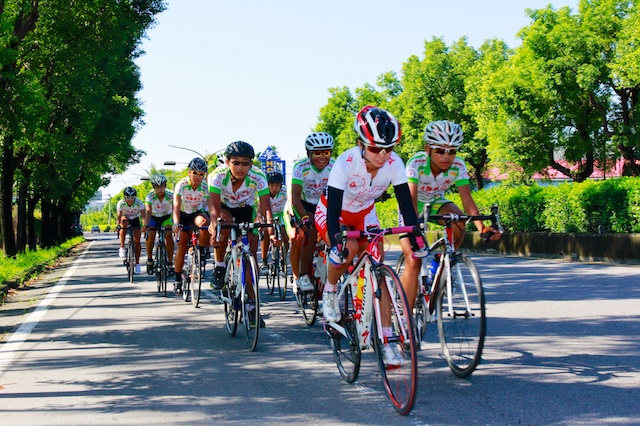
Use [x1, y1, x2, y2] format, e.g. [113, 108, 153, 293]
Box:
[16, 177, 28, 253]
[28, 194, 37, 250]
[619, 145, 640, 176]
[40, 198, 53, 248]
[0, 137, 17, 256]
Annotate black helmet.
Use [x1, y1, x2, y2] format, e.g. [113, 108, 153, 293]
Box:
[225, 141, 255, 159]
[267, 171, 284, 184]
[188, 157, 208, 173]
[123, 187, 137, 198]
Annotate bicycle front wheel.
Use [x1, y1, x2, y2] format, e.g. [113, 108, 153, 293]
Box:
[436, 253, 486, 378]
[265, 247, 275, 295]
[127, 239, 135, 283]
[372, 264, 417, 416]
[190, 248, 202, 308]
[182, 252, 191, 302]
[223, 255, 238, 336]
[276, 245, 288, 301]
[157, 242, 168, 296]
[241, 253, 260, 351]
[330, 283, 361, 383]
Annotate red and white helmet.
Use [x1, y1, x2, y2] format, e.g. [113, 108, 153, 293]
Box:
[424, 120, 464, 148]
[354, 106, 401, 148]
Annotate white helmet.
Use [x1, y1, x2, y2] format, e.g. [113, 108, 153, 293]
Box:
[305, 132, 334, 151]
[423, 120, 464, 148]
[150, 174, 167, 186]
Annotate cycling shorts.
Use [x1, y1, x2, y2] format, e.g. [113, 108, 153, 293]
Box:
[179, 210, 207, 227]
[315, 193, 378, 245]
[149, 214, 173, 229]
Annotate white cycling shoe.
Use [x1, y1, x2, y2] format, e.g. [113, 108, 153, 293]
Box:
[297, 275, 314, 292]
[382, 343, 405, 366]
[118, 248, 126, 258]
[322, 291, 341, 322]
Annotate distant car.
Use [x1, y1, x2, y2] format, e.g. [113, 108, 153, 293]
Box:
[91, 225, 101, 233]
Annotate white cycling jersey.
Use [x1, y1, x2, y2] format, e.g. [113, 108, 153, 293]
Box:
[208, 165, 269, 209]
[327, 146, 407, 213]
[144, 190, 173, 217]
[116, 198, 144, 220]
[291, 157, 334, 205]
[174, 177, 208, 214]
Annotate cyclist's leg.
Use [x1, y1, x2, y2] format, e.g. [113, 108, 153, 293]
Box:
[399, 236, 421, 313]
[260, 228, 269, 267]
[194, 212, 209, 261]
[437, 202, 465, 249]
[288, 225, 304, 281]
[211, 208, 232, 289]
[119, 218, 129, 250]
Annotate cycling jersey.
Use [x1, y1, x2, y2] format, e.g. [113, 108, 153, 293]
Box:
[327, 146, 407, 213]
[174, 177, 208, 214]
[208, 165, 269, 209]
[291, 157, 334, 205]
[144, 190, 174, 217]
[406, 151, 470, 212]
[270, 186, 287, 219]
[116, 198, 144, 220]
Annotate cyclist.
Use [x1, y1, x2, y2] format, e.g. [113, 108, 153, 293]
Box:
[399, 120, 502, 312]
[143, 174, 175, 276]
[116, 187, 145, 274]
[172, 158, 210, 295]
[315, 106, 418, 365]
[259, 171, 288, 272]
[208, 141, 276, 327]
[286, 132, 335, 294]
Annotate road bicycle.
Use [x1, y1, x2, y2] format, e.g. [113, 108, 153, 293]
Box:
[215, 219, 272, 351]
[396, 204, 502, 377]
[177, 225, 208, 307]
[147, 225, 172, 297]
[326, 225, 420, 416]
[264, 217, 288, 301]
[119, 225, 138, 283]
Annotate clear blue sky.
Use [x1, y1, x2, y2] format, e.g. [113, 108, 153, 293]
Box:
[103, 0, 578, 197]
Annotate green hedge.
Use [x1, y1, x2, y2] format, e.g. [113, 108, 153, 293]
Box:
[377, 177, 640, 233]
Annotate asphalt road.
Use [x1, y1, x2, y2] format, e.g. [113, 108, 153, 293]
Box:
[0, 233, 638, 425]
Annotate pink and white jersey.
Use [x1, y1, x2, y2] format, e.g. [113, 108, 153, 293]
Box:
[327, 146, 407, 213]
[174, 177, 209, 214]
[116, 198, 144, 220]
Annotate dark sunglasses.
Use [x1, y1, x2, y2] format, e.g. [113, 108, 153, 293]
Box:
[431, 147, 457, 156]
[312, 150, 332, 157]
[191, 171, 206, 177]
[230, 161, 251, 167]
[366, 145, 394, 155]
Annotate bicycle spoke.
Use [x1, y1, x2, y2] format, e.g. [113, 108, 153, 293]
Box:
[190, 248, 201, 308]
[437, 253, 486, 377]
[372, 265, 417, 416]
[242, 253, 260, 351]
[330, 284, 361, 383]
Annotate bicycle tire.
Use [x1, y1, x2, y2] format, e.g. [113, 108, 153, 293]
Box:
[276, 245, 288, 301]
[395, 252, 429, 347]
[265, 247, 275, 295]
[299, 282, 318, 326]
[127, 238, 135, 283]
[241, 253, 260, 351]
[372, 264, 417, 416]
[330, 284, 361, 383]
[190, 248, 202, 308]
[223, 254, 238, 336]
[158, 241, 168, 296]
[436, 253, 486, 378]
[182, 251, 191, 302]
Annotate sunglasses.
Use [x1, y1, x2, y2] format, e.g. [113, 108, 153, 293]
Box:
[191, 171, 206, 177]
[230, 160, 252, 167]
[366, 145, 394, 155]
[431, 147, 457, 156]
[312, 150, 332, 157]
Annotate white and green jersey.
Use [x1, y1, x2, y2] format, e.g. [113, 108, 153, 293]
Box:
[116, 198, 144, 220]
[174, 177, 209, 214]
[291, 157, 334, 205]
[270, 186, 287, 219]
[406, 151, 470, 212]
[144, 190, 173, 217]
[208, 165, 269, 209]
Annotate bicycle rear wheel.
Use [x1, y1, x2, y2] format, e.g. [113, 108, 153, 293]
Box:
[437, 253, 486, 378]
[276, 245, 288, 301]
[182, 251, 191, 302]
[190, 248, 202, 307]
[241, 253, 260, 351]
[372, 264, 417, 416]
[223, 255, 238, 336]
[127, 239, 135, 283]
[330, 284, 361, 383]
[297, 283, 318, 326]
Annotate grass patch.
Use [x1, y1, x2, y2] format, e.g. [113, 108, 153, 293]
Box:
[0, 237, 85, 285]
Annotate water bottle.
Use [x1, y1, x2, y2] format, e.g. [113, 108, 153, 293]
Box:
[427, 254, 440, 285]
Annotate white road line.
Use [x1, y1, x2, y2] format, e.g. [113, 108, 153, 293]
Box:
[0, 241, 94, 376]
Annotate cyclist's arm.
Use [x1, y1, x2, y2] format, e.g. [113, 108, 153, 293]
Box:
[290, 183, 307, 219]
[458, 184, 487, 233]
[326, 186, 344, 247]
[144, 203, 152, 228]
[408, 181, 419, 215]
[395, 183, 418, 227]
[172, 193, 182, 230]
